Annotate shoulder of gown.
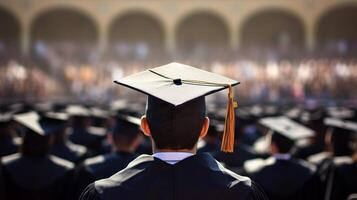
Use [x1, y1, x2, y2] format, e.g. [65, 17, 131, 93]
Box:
[249, 181, 269, 200]
[79, 183, 101, 200]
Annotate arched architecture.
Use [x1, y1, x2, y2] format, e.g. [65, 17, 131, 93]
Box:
[109, 12, 165, 58]
[176, 11, 229, 57]
[0, 7, 20, 54]
[31, 8, 97, 44]
[316, 4, 357, 55]
[0, 0, 356, 56]
[240, 9, 305, 51]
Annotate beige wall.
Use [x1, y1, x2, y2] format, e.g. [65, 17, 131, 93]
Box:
[1, 0, 356, 54]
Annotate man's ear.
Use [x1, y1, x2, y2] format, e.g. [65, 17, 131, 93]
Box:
[141, 116, 151, 137]
[199, 117, 210, 139]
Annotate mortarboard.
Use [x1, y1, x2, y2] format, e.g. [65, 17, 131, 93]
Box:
[324, 118, 357, 132]
[43, 112, 69, 122]
[14, 112, 65, 136]
[114, 62, 240, 152]
[259, 116, 315, 141]
[65, 105, 91, 117]
[327, 107, 355, 120]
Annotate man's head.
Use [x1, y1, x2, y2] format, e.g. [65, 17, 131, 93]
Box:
[269, 131, 294, 154]
[111, 117, 142, 153]
[325, 127, 355, 156]
[141, 96, 209, 151]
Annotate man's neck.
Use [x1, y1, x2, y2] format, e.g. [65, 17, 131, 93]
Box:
[153, 148, 196, 154]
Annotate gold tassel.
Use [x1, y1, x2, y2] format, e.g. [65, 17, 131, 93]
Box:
[221, 85, 237, 153]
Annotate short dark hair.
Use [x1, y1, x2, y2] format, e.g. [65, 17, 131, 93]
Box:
[112, 122, 140, 148]
[146, 96, 205, 150]
[330, 128, 354, 156]
[271, 132, 294, 153]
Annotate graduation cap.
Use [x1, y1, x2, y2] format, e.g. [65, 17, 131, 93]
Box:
[259, 116, 315, 141]
[324, 118, 357, 132]
[65, 105, 91, 117]
[327, 107, 355, 120]
[43, 112, 69, 122]
[114, 62, 240, 152]
[14, 112, 65, 136]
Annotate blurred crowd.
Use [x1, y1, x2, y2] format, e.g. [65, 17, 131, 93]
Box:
[0, 43, 357, 103]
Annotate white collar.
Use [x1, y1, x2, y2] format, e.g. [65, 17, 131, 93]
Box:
[153, 152, 194, 165]
[274, 153, 292, 160]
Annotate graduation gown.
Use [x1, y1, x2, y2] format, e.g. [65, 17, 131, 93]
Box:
[72, 151, 138, 200]
[69, 127, 104, 149]
[213, 144, 258, 169]
[319, 157, 357, 200]
[0, 137, 18, 157]
[244, 156, 319, 200]
[50, 141, 87, 164]
[84, 151, 138, 180]
[79, 153, 268, 200]
[0, 153, 74, 200]
[330, 157, 357, 200]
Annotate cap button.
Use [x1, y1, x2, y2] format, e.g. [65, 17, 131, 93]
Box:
[173, 79, 182, 85]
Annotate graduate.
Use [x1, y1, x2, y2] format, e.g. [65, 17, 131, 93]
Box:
[48, 111, 88, 164]
[66, 105, 106, 155]
[80, 62, 268, 200]
[72, 114, 142, 199]
[243, 116, 319, 200]
[83, 114, 142, 180]
[0, 112, 75, 200]
[312, 118, 357, 200]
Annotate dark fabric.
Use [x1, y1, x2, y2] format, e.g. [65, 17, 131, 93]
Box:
[50, 141, 87, 164]
[80, 153, 268, 200]
[85, 152, 137, 180]
[245, 157, 319, 200]
[214, 144, 259, 168]
[321, 157, 357, 200]
[1, 153, 74, 200]
[72, 152, 137, 200]
[0, 137, 18, 157]
[69, 127, 103, 149]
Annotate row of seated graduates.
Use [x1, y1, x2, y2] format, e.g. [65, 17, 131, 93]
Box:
[199, 105, 357, 200]
[1, 102, 357, 200]
[0, 101, 151, 200]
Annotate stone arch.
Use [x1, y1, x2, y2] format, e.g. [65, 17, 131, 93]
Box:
[316, 4, 357, 56]
[0, 6, 21, 55]
[109, 11, 165, 59]
[240, 9, 305, 53]
[175, 11, 230, 58]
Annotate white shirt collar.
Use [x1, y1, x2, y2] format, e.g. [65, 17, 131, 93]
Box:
[153, 152, 194, 165]
[274, 153, 292, 160]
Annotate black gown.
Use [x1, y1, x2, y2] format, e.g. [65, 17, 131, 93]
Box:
[213, 144, 259, 170]
[72, 151, 138, 200]
[50, 141, 87, 164]
[0, 137, 18, 157]
[0, 153, 75, 200]
[243, 156, 319, 200]
[80, 153, 268, 200]
[318, 157, 357, 200]
[330, 158, 357, 200]
[84, 151, 138, 180]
